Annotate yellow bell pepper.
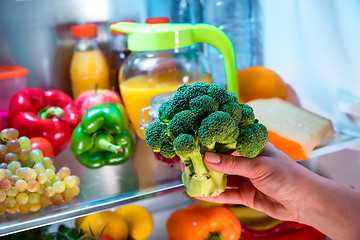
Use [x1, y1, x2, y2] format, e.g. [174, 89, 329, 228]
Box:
[75, 205, 153, 240]
[228, 205, 282, 230]
[115, 205, 154, 240]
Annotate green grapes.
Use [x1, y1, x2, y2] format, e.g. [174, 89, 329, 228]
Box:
[18, 136, 31, 151]
[0, 128, 81, 215]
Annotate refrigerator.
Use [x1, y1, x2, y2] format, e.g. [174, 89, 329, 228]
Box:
[0, 0, 359, 239]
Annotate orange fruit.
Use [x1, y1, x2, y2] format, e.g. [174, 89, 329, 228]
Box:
[236, 66, 288, 103]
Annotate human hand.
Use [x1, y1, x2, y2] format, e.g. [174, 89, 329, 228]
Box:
[196, 142, 320, 223]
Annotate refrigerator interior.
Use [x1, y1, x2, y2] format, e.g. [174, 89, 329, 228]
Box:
[0, 0, 360, 239]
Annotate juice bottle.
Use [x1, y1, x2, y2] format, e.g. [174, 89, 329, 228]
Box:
[70, 24, 110, 98]
[109, 21, 132, 94]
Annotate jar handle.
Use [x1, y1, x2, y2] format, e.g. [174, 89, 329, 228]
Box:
[189, 24, 238, 98]
[139, 106, 151, 130]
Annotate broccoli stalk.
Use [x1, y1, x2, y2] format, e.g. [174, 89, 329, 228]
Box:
[145, 82, 268, 197]
[173, 133, 227, 196]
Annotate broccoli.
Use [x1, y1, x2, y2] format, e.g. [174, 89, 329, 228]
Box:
[145, 82, 268, 197]
[237, 120, 269, 158]
[239, 103, 255, 128]
[198, 111, 239, 151]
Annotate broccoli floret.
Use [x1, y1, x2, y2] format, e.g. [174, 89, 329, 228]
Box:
[176, 84, 190, 93]
[207, 84, 238, 105]
[239, 103, 255, 128]
[181, 81, 209, 99]
[173, 133, 200, 159]
[144, 120, 167, 151]
[158, 100, 180, 123]
[219, 101, 243, 125]
[160, 141, 176, 159]
[236, 121, 268, 158]
[167, 110, 197, 137]
[189, 95, 219, 118]
[198, 111, 239, 151]
[145, 82, 268, 197]
[145, 120, 175, 158]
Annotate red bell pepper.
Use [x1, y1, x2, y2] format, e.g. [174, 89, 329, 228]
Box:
[0, 119, 4, 131]
[8, 88, 81, 155]
[241, 221, 307, 238]
[241, 222, 326, 240]
[30, 137, 55, 160]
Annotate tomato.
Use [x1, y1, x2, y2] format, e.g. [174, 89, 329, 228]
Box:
[30, 137, 54, 159]
[75, 211, 128, 240]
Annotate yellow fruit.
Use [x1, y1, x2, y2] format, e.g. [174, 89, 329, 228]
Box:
[236, 66, 288, 103]
[185, 192, 224, 207]
[228, 206, 282, 230]
[76, 211, 128, 240]
[115, 205, 153, 240]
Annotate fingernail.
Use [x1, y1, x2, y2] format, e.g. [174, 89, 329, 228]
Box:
[205, 152, 221, 164]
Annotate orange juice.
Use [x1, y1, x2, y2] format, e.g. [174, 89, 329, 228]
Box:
[120, 71, 212, 139]
[70, 50, 110, 98]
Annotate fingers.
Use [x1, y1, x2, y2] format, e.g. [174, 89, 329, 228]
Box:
[226, 175, 249, 189]
[204, 151, 264, 179]
[196, 177, 257, 206]
[196, 189, 247, 205]
[204, 142, 292, 179]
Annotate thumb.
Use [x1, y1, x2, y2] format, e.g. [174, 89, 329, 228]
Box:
[204, 151, 265, 179]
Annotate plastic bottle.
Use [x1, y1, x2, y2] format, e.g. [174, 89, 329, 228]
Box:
[203, 0, 263, 87]
[109, 21, 132, 94]
[170, 0, 204, 24]
[70, 24, 110, 98]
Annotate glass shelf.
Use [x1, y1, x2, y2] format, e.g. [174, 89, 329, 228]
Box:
[0, 133, 359, 237]
[0, 139, 183, 237]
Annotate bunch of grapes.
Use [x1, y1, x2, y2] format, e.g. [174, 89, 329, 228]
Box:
[0, 128, 80, 214]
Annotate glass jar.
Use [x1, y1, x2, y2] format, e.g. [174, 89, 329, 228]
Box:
[140, 92, 175, 129]
[119, 45, 211, 139]
[140, 92, 181, 169]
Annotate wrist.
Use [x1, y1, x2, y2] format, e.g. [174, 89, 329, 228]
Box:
[300, 174, 360, 239]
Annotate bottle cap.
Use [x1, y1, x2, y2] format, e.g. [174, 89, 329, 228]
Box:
[111, 21, 135, 35]
[0, 65, 29, 80]
[71, 24, 97, 39]
[146, 17, 170, 24]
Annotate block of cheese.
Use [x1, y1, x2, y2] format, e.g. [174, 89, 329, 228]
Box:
[247, 98, 335, 160]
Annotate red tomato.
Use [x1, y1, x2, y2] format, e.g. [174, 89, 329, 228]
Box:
[30, 137, 55, 160]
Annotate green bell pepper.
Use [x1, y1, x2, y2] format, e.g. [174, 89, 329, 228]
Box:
[71, 103, 136, 169]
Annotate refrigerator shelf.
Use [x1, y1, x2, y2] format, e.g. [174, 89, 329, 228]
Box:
[0, 133, 359, 237]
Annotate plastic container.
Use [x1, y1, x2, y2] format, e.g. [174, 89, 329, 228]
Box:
[70, 24, 110, 98]
[203, 0, 263, 86]
[109, 21, 132, 94]
[0, 65, 29, 117]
